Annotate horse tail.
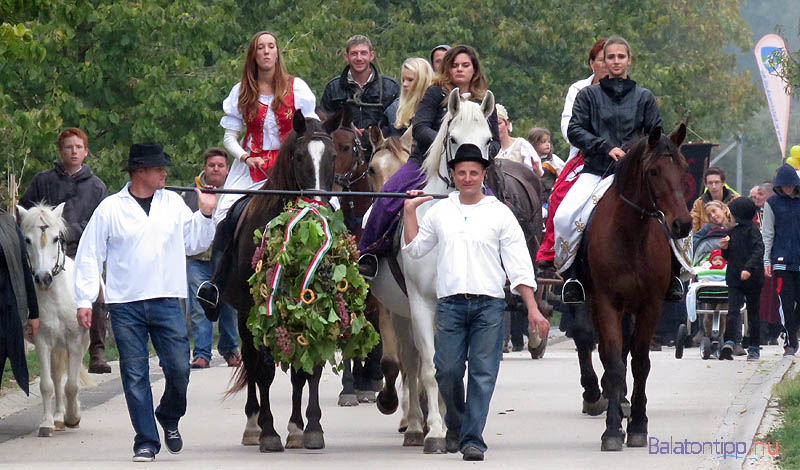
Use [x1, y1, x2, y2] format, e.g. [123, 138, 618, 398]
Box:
[224, 362, 248, 399]
[51, 348, 67, 384]
[79, 366, 95, 388]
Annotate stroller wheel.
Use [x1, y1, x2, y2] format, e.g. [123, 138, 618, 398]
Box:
[675, 324, 688, 359]
[700, 337, 712, 360]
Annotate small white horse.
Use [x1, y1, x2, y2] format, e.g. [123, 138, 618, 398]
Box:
[370, 88, 496, 453]
[17, 203, 91, 437]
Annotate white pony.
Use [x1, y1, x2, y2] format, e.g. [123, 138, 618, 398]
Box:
[17, 203, 91, 437]
[369, 88, 495, 453]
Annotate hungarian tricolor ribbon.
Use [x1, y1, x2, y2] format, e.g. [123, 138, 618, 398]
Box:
[263, 199, 332, 316]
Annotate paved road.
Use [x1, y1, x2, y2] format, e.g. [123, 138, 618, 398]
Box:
[0, 337, 793, 469]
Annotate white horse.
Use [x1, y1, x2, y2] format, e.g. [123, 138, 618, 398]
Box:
[369, 88, 495, 453]
[17, 203, 91, 437]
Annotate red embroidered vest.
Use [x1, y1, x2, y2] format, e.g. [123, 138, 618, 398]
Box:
[242, 77, 296, 182]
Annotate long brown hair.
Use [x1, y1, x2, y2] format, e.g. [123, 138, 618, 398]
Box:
[432, 45, 488, 101]
[238, 31, 292, 120]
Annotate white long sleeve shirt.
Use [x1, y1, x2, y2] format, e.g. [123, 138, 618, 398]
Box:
[73, 184, 216, 308]
[402, 192, 537, 299]
[560, 74, 594, 162]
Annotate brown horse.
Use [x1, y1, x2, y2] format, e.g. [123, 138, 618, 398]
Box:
[224, 111, 338, 452]
[575, 124, 691, 451]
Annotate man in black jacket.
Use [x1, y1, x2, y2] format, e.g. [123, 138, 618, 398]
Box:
[20, 127, 110, 373]
[320, 35, 399, 150]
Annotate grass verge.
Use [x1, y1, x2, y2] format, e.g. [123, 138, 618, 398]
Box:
[769, 365, 800, 469]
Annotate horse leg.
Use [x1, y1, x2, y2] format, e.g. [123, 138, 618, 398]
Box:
[50, 347, 67, 431]
[240, 328, 260, 446]
[337, 360, 358, 407]
[573, 304, 604, 415]
[36, 341, 56, 437]
[626, 305, 659, 448]
[64, 342, 84, 428]
[593, 298, 626, 451]
[399, 318, 424, 446]
[255, 347, 282, 453]
[302, 365, 325, 449]
[620, 313, 634, 418]
[409, 296, 446, 454]
[286, 368, 306, 449]
[377, 304, 400, 415]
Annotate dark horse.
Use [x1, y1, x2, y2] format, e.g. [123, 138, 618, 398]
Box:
[574, 124, 691, 451]
[224, 111, 338, 452]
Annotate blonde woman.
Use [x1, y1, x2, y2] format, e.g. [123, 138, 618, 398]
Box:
[385, 58, 434, 136]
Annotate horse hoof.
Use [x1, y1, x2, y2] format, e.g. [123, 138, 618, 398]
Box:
[403, 431, 425, 447]
[627, 432, 647, 447]
[423, 437, 447, 454]
[601, 436, 624, 451]
[338, 394, 359, 407]
[241, 431, 260, 446]
[65, 418, 80, 429]
[398, 425, 407, 433]
[54, 421, 66, 431]
[285, 433, 304, 449]
[303, 432, 325, 450]
[376, 391, 399, 415]
[259, 436, 284, 453]
[38, 427, 54, 438]
[582, 396, 608, 416]
[357, 390, 376, 403]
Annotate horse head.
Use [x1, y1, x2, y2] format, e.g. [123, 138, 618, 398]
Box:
[367, 126, 410, 192]
[615, 123, 692, 239]
[423, 88, 495, 186]
[17, 203, 68, 289]
[324, 107, 367, 191]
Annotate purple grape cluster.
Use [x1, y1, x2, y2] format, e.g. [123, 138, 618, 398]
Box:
[336, 293, 349, 328]
[274, 326, 292, 356]
[251, 246, 265, 269]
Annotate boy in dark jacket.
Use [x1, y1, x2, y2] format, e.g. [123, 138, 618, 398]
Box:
[720, 197, 764, 360]
[762, 164, 800, 356]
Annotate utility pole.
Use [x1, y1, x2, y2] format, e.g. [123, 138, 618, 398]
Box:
[736, 133, 743, 194]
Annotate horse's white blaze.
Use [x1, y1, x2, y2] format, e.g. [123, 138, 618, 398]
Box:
[308, 140, 325, 201]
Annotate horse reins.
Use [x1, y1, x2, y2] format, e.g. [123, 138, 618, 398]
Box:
[37, 224, 67, 278]
[617, 160, 675, 241]
[332, 126, 368, 191]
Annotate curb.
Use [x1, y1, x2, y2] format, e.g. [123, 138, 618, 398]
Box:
[701, 355, 796, 470]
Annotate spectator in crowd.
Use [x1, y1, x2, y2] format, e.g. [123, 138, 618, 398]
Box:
[430, 44, 451, 74]
[384, 57, 434, 136]
[495, 104, 541, 176]
[19, 127, 109, 374]
[690, 166, 739, 233]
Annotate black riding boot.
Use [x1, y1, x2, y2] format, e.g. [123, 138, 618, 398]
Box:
[197, 215, 235, 321]
[561, 266, 585, 304]
[665, 254, 684, 302]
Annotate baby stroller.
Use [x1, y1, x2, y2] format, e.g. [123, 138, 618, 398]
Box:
[681, 231, 746, 360]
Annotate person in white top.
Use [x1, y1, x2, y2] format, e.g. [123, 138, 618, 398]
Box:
[197, 31, 317, 316]
[74, 143, 217, 462]
[494, 103, 542, 176]
[402, 152, 549, 461]
[560, 38, 608, 162]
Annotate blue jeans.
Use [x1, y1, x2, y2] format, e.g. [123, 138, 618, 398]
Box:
[109, 298, 191, 454]
[186, 259, 239, 360]
[434, 294, 506, 452]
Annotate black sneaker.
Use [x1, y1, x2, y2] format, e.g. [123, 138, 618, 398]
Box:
[462, 445, 485, 461]
[163, 427, 183, 454]
[132, 448, 155, 462]
[561, 278, 585, 304]
[665, 276, 684, 301]
[196, 281, 220, 322]
[747, 347, 760, 361]
[357, 254, 378, 280]
[719, 342, 734, 360]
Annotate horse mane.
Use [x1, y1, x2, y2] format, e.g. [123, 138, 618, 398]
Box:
[247, 118, 326, 216]
[422, 100, 487, 183]
[19, 203, 67, 236]
[613, 131, 685, 194]
[383, 136, 406, 158]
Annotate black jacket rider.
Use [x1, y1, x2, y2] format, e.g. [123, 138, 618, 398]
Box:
[567, 77, 662, 176]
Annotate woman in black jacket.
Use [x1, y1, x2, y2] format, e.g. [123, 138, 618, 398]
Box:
[358, 45, 500, 277]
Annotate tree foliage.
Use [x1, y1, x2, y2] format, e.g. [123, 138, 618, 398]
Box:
[1, 0, 758, 193]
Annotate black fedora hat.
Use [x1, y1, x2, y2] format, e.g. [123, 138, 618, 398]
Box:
[122, 142, 172, 172]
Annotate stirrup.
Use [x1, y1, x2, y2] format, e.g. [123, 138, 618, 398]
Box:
[561, 278, 586, 304]
[358, 253, 379, 280]
[196, 280, 219, 309]
[665, 276, 684, 302]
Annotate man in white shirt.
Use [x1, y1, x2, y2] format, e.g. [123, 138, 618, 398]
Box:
[74, 143, 217, 462]
[402, 154, 549, 462]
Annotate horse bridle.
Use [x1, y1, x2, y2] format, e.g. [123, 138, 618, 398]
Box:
[292, 131, 335, 194]
[37, 224, 67, 278]
[332, 126, 368, 190]
[617, 159, 675, 240]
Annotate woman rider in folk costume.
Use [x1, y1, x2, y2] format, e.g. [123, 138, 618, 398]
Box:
[197, 31, 318, 314]
[358, 45, 500, 278]
[537, 36, 683, 302]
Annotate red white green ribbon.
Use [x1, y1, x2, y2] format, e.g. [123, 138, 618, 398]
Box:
[264, 200, 332, 316]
